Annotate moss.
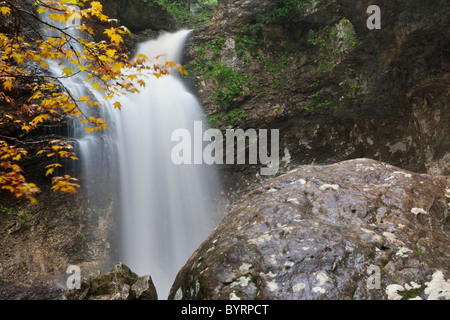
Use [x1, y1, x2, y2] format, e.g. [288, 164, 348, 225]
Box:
[397, 285, 427, 300]
[254, 289, 261, 300]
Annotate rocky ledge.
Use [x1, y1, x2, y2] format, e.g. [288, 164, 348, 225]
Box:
[61, 263, 157, 300]
[169, 158, 450, 300]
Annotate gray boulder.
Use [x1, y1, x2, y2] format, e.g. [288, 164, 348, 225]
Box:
[62, 263, 158, 300]
[169, 159, 450, 300]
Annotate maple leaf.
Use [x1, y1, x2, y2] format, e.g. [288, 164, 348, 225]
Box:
[3, 80, 13, 91]
[0, 6, 11, 16]
[62, 67, 73, 77]
[113, 101, 122, 110]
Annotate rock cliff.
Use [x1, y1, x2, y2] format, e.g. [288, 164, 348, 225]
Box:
[185, 0, 449, 187]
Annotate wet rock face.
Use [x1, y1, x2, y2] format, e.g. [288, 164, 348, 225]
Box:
[100, 0, 174, 33]
[187, 0, 450, 177]
[62, 263, 158, 300]
[169, 159, 450, 300]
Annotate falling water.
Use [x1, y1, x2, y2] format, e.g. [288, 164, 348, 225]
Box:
[114, 30, 220, 298]
[42, 9, 220, 299]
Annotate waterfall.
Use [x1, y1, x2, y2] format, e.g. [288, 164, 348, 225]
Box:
[114, 30, 220, 298]
[42, 9, 220, 299]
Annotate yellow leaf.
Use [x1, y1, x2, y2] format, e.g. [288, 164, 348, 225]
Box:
[62, 67, 73, 77]
[31, 114, 50, 126]
[106, 49, 117, 57]
[3, 80, 13, 91]
[91, 1, 103, 11]
[21, 124, 32, 132]
[113, 101, 122, 110]
[37, 7, 47, 15]
[112, 62, 124, 72]
[0, 6, 11, 16]
[40, 61, 49, 69]
[86, 127, 94, 133]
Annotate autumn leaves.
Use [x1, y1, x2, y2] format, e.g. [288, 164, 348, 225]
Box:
[0, 0, 184, 202]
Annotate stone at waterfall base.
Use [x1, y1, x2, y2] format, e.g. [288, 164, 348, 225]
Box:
[61, 262, 158, 300]
[169, 159, 450, 300]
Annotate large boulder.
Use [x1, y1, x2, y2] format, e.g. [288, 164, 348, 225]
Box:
[61, 263, 158, 300]
[169, 159, 450, 300]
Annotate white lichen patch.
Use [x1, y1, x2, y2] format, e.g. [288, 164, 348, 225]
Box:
[360, 228, 383, 242]
[270, 254, 277, 265]
[229, 291, 241, 300]
[190, 281, 201, 297]
[267, 188, 278, 193]
[302, 247, 310, 251]
[383, 231, 405, 246]
[239, 263, 252, 274]
[267, 280, 278, 292]
[404, 282, 421, 290]
[174, 288, 183, 300]
[445, 188, 450, 197]
[206, 245, 215, 254]
[287, 198, 300, 205]
[280, 225, 294, 234]
[386, 284, 405, 300]
[386, 272, 450, 301]
[312, 287, 326, 294]
[424, 270, 450, 300]
[248, 233, 272, 245]
[293, 283, 306, 292]
[392, 171, 412, 178]
[315, 272, 329, 286]
[396, 247, 413, 258]
[284, 261, 295, 268]
[319, 184, 340, 191]
[230, 276, 251, 288]
[411, 207, 427, 215]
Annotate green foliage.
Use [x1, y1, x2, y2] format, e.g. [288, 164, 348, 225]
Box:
[210, 63, 248, 110]
[208, 108, 247, 126]
[1, 206, 12, 216]
[305, 93, 333, 111]
[259, 0, 327, 23]
[397, 285, 427, 300]
[308, 18, 358, 75]
[156, 0, 218, 28]
[1, 206, 33, 225]
[304, 18, 360, 111]
[77, 232, 87, 241]
[18, 210, 33, 225]
[188, 36, 249, 125]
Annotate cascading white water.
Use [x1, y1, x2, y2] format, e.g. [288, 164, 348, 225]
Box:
[43, 15, 219, 298]
[113, 30, 220, 298]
